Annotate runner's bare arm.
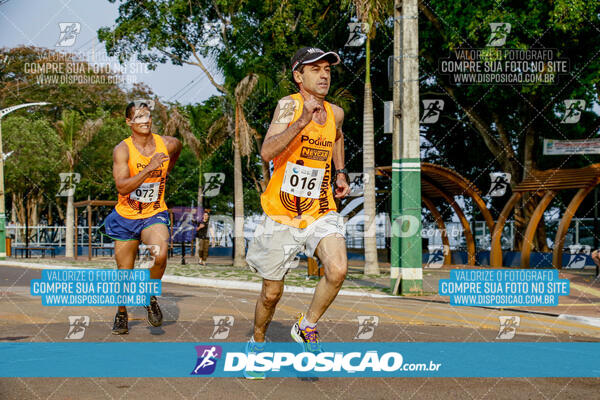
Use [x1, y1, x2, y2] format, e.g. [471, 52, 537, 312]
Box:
[113, 142, 167, 196]
[332, 105, 350, 198]
[261, 95, 319, 162]
[332, 105, 345, 171]
[163, 136, 182, 174]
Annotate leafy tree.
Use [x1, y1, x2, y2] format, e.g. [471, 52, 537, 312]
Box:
[419, 0, 600, 251]
[75, 114, 132, 202]
[0, 46, 138, 118]
[346, 0, 390, 274]
[55, 110, 103, 257]
[3, 116, 62, 226]
[0, 45, 162, 232]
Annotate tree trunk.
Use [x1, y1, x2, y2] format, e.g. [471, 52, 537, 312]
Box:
[363, 36, 380, 275]
[55, 198, 65, 223]
[11, 193, 17, 224]
[197, 162, 204, 211]
[233, 108, 246, 267]
[65, 193, 74, 258]
[30, 193, 41, 226]
[14, 192, 25, 225]
[47, 202, 53, 225]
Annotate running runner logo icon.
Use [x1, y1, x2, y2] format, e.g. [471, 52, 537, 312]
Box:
[65, 316, 90, 340]
[57, 173, 81, 197]
[138, 244, 160, 269]
[566, 245, 591, 269]
[282, 245, 301, 269]
[420, 100, 444, 124]
[348, 173, 369, 197]
[191, 345, 222, 375]
[56, 22, 81, 47]
[425, 247, 448, 269]
[203, 173, 225, 197]
[202, 22, 222, 47]
[275, 99, 298, 124]
[345, 22, 369, 47]
[355, 316, 379, 339]
[486, 23, 511, 47]
[486, 172, 511, 197]
[210, 316, 234, 339]
[561, 99, 585, 124]
[496, 316, 520, 339]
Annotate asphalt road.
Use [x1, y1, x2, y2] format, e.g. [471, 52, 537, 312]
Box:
[1, 265, 599, 399]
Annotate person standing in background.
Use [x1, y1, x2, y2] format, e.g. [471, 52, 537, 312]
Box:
[195, 211, 210, 265]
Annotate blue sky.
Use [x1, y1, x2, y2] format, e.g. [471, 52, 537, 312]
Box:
[0, 0, 220, 104]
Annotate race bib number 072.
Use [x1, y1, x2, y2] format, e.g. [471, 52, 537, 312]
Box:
[281, 162, 325, 199]
[130, 182, 160, 203]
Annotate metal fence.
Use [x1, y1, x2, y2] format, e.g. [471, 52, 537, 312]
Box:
[7, 225, 106, 247]
[7, 216, 597, 251]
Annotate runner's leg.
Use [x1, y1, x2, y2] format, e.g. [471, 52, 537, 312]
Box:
[140, 223, 170, 279]
[304, 234, 347, 324]
[140, 223, 169, 327]
[253, 278, 284, 342]
[114, 240, 139, 313]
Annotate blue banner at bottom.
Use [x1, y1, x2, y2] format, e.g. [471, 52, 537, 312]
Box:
[1, 342, 599, 377]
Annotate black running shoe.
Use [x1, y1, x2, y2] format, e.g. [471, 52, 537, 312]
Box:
[144, 296, 163, 327]
[112, 311, 128, 335]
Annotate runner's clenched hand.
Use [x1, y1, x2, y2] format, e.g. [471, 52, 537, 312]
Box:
[147, 152, 169, 171]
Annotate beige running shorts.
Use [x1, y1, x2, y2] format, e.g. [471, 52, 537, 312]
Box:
[246, 211, 346, 281]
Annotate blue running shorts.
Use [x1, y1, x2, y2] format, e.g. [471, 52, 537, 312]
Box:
[100, 209, 170, 241]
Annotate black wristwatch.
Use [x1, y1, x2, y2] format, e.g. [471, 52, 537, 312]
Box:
[335, 168, 348, 181]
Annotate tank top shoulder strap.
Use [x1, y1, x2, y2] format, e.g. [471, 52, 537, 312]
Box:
[323, 100, 334, 123]
[153, 134, 168, 154]
[290, 93, 303, 124]
[123, 137, 135, 154]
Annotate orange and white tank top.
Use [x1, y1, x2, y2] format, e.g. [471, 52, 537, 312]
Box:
[261, 93, 337, 229]
[115, 133, 169, 219]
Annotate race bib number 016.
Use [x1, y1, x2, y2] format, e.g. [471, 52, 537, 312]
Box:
[281, 162, 325, 199]
[130, 182, 160, 203]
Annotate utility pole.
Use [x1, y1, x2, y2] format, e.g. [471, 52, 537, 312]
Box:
[0, 103, 50, 259]
[391, 0, 422, 294]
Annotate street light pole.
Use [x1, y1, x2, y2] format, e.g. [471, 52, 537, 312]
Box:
[0, 102, 51, 259]
[391, 0, 422, 294]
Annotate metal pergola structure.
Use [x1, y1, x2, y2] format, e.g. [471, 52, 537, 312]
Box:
[490, 164, 600, 269]
[378, 163, 492, 266]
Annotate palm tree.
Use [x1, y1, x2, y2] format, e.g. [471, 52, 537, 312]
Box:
[55, 110, 103, 258]
[351, 0, 389, 275]
[163, 102, 229, 212]
[232, 73, 259, 267]
[164, 73, 258, 267]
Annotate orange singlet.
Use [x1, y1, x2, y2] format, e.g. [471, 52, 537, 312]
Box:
[261, 93, 337, 229]
[115, 133, 169, 219]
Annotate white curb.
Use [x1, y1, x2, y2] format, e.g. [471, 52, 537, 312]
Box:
[558, 314, 600, 328]
[0, 260, 393, 298]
